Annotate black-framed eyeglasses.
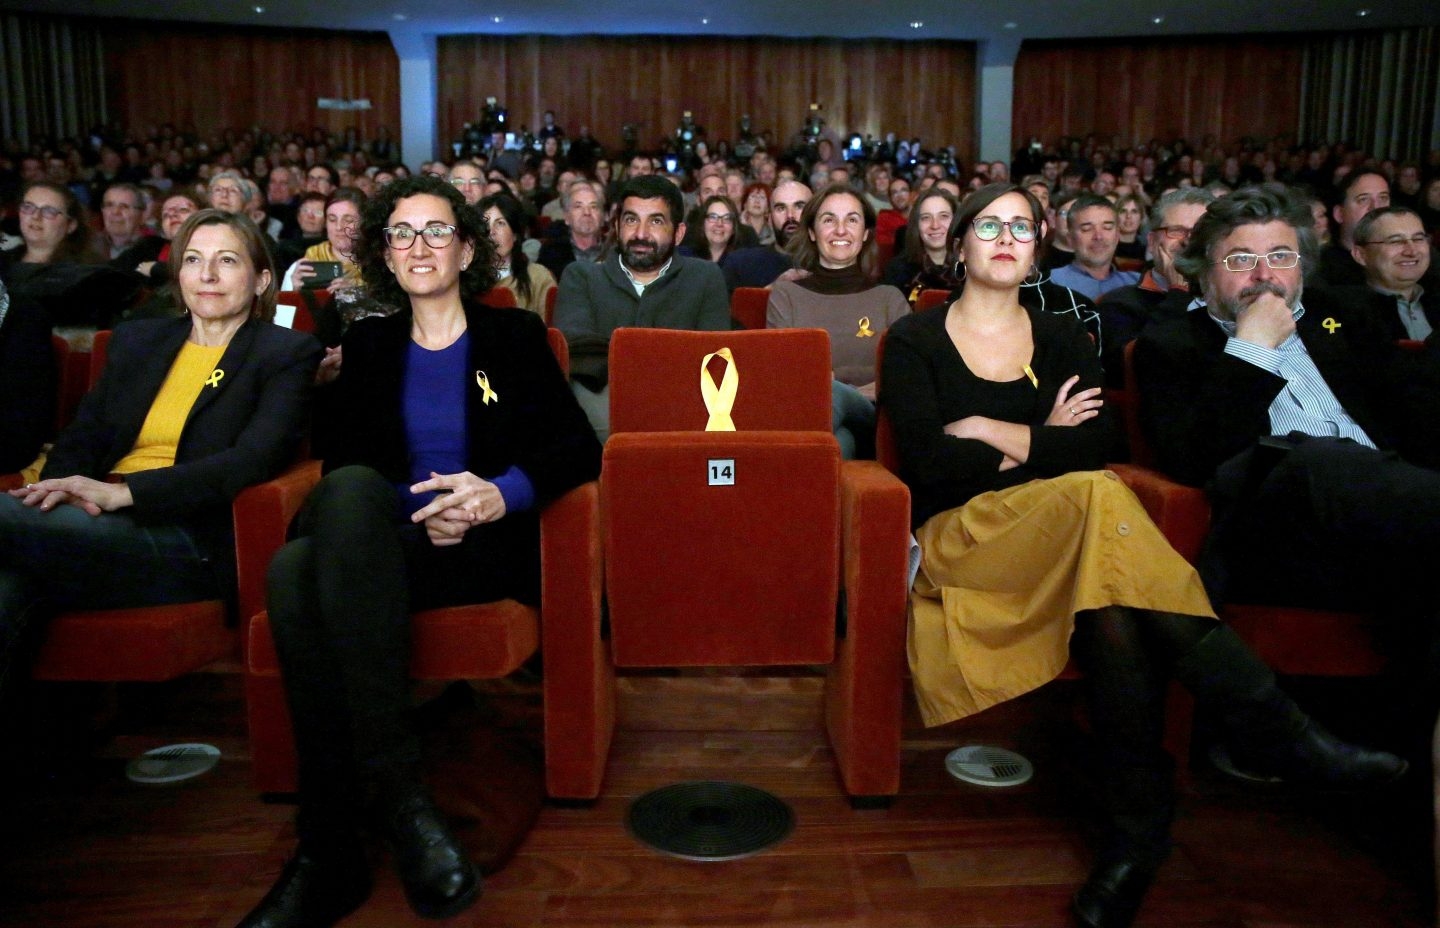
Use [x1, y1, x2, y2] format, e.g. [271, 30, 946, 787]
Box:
[1358, 233, 1428, 248]
[704, 213, 735, 224]
[972, 217, 1038, 243]
[1215, 250, 1300, 272]
[383, 223, 457, 250]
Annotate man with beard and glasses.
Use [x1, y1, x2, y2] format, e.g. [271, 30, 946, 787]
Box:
[723, 179, 812, 289]
[1135, 186, 1440, 771]
[553, 174, 729, 441]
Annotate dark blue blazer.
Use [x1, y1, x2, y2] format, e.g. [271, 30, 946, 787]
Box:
[43, 315, 321, 593]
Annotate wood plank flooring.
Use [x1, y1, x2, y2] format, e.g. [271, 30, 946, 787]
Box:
[0, 671, 1430, 928]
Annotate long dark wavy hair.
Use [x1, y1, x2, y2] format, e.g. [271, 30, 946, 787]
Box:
[476, 192, 535, 304]
[354, 174, 498, 308]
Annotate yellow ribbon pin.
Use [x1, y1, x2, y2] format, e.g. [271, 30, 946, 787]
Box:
[476, 371, 498, 405]
[1322, 317, 1341, 333]
[700, 347, 738, 431]
[856, 316, 875, 338]
[205, 369, 225, 388]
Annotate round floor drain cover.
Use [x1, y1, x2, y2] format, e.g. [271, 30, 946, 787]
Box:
[945, 745, 1033, 787]
[125, 743, 221, 785]
[627, 781, 794, 860]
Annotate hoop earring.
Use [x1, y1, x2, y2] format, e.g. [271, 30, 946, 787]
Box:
[952, 259, 967, 282]
[1023, 263, 1042, 286]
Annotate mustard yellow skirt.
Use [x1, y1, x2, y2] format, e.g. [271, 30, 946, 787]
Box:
[910, 470, 1216, 727]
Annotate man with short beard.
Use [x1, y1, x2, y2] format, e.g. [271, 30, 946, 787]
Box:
[553, 175, 729, 441]
[722, 180, 812, 289]
[1135, 189, 1440, 750]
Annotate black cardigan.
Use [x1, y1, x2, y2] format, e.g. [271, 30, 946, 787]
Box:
[320, 302, 601, 506]
[880, 303, 1109, 527]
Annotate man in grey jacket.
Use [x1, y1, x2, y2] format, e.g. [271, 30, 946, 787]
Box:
[553, 174, 730, 440]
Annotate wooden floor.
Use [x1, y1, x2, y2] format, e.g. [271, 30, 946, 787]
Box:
[0, 670, 1431, 928]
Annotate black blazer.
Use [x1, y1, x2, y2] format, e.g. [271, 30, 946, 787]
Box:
[0, 289, 57, 472]
[1134, 289, 1440, 490]
[43, 315, 321, 593]
[321, 302, 601, 506]
[881, 303, 1110, 528]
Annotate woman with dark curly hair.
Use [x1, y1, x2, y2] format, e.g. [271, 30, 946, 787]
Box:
[236, 175, 601, 928]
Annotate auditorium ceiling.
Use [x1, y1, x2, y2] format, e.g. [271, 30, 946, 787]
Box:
[0, 0, 1434, 43]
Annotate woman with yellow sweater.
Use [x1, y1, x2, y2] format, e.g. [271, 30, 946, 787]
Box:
[0, 210, 319, 708]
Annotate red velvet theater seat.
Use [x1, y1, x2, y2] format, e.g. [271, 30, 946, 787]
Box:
[542, 327, 911, 801]
[32, 461, 320, 681]
[247, 326, 600, 794]
[729, 286, 769, 330]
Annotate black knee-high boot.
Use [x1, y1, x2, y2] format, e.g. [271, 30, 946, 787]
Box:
[1153, 615, 1407, 789]
[1070, 607, 1172, 928]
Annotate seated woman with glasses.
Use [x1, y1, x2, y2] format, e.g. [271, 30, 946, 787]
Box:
[0, 182, 103, 283]
[689, 194, 742, 265]
[766, 182, 909, 459]
[237, 174, 601, 928]
[880, 182, 1405, 928]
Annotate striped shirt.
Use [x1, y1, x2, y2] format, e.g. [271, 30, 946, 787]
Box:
[1207, 301, 1376, 448]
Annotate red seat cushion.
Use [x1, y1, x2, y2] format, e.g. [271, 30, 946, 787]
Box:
[248, 604, 539, 681]
[33, 602, 230, 681]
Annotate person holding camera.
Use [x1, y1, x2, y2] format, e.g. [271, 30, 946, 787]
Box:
[280, 188, 366, 293]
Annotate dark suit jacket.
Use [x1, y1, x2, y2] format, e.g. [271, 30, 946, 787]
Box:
[321, 303, 601, 507]
[0, 290, 57, 472]
[43, 315, 321, 593]
[1134, 289, 1440, 491]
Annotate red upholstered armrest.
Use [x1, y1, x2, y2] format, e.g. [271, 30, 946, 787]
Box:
[538, 480, 612, 800]
[540, 480, 602, 636]
[0, 473, 21, 491]
[839, 461, 911, 627]
[826, 460, 911, 798]
[1107, 463, 1210, 566]
[233, 460, 322, 624]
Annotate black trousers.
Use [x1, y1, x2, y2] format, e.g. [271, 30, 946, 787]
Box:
[266, 465, 537, 842]
[1219, 437, 1440, 736]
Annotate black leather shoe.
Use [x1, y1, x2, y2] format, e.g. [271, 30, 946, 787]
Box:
[1227, 719, 1408, 790]
[383, 790, 481, 919]
[235, 847, 371, 928]
[1072, 857, 1157, 928]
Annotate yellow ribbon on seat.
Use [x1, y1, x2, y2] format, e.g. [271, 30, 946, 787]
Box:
[476, 371, 499, 405]
[700, 347, 738, 431]
[856, 316, 875, 338]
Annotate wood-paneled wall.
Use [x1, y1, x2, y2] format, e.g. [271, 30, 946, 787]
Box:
[1013, 36, 1306, 147]
[437, 35, 976, 160]
[103, 22, 400, 139]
